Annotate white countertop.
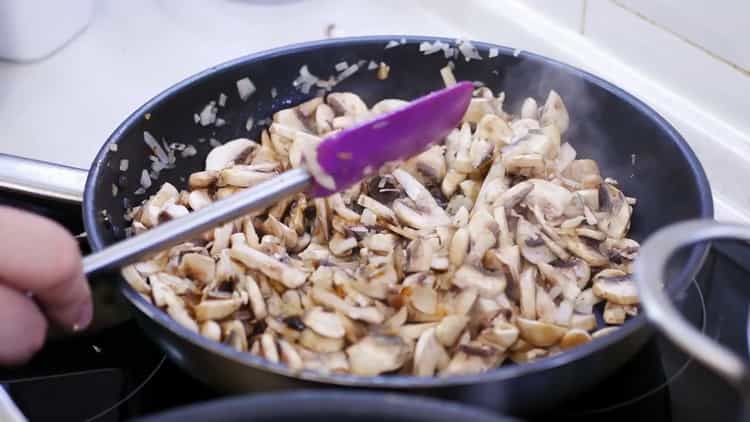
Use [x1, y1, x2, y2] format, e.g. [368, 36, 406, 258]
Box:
[1, 0, 748, 223]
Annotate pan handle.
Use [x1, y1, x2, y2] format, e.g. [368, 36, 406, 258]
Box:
[635, 219, 750, 396]
[0, 153, 87, 204]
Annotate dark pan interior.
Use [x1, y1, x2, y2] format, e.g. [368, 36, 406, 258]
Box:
[83, 36, 712, 385]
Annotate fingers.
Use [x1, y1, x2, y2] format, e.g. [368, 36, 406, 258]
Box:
[0, 206, 93, 331]
[0, 284, 47, 365]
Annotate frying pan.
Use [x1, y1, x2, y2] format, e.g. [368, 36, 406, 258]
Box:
[0, 36, 713, 415]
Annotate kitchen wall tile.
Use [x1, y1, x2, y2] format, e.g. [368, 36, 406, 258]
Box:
[616, 0, 750, 71]
[584, 0, 750, 136]
[518, 0, 585, 32]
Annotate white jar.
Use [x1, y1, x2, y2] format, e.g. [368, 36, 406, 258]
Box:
[0, 0, 94, 62]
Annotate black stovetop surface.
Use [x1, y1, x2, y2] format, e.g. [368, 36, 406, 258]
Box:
[0, 195, 748, 421]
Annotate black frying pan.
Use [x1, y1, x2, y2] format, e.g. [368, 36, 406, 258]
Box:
[0, 36, 713, 415]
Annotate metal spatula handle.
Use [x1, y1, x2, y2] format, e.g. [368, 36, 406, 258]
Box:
[83, 168, 311, 276]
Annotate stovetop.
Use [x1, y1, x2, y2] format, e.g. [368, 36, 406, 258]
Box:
[0, 195, 748, 421]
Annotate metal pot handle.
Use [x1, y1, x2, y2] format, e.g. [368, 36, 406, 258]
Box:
[635, 219, 750, 395]
[0, 153, 87, 204]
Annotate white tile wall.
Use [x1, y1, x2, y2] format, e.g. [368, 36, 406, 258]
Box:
[518, 0, 585, 32]
[583, 0, 750, 137]
[615, 0, 750, 71]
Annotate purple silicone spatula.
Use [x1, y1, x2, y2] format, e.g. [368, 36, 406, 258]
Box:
[82, 81, 473, 276]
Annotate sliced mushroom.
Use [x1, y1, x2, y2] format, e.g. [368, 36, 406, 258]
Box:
[311, 287, 384, 324]
[570, 313, 597, 331]
[563, 235, 609, 266]
[230, 241, 307, 288]
[435, 315, 469, 347]
[193, 298, 242, 321]
[523, 179, 573, 220]
[179, 253, 215, 283]
[406, 238, 435, 273]
[371, 99, 409, 116]
[392, 169, 450, 229]
[603, 301, 627, 325]
[121, 265, 151, 293]
[327, 92, 369, 119]
[592, 270, 638, 305]
[188, 190, 212, 211]
[200, 320, 222, 342]
[164, 294, 199, 333]
[409, 285, 438, 315]
[520, 97, 538, 120]
[299, 328, 345, 353]
[303, 307, 346, 339]
[205, 138, 255, 171]
[539, 90, 569, 133]
[519, 266, 537, 320]
[477, 321, 519, 351]
[516, 218, 556, 265]
[278, 339, 304, 371]
[452, 265, 506, 298]
[346, 335, 410, 376]
[516, 317, 567, 347]
[414, 328, 449, 376]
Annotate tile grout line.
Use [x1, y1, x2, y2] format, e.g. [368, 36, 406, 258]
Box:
[610, 0, 750, 77]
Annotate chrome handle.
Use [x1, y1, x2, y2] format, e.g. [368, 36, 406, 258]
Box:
[82, 167, 312, 276]
[0, 153, 87, 204]
[634, 219, 750, 394]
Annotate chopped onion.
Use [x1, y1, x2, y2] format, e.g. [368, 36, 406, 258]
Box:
[215, 118, 226, 127]
[218, 92, 228, 107]
[140, 169, 152, 189]
[337, 64, 359, 82]
[209, 138, 222, 148]
[270, 87, 278, 98]
[440, 65, 456, 87]
[399, 37, 406, 44]
[489, 47, 499, 58]
[143, 131, 169, 163]
[334, 61, 349, 71]
[119, 159, 129, 171]
[457, 39, 482, 61]
[109, 144, 118, 152]
[236, 77, 256, 101]
[293, 65, 319, 94]
[367, 60, 378, 70]
[169, 142, 186, 151]
[193, 113, 200, 124]
[181, 145, 197, 158]
[112, 184, 118, 197]
[513, 48, 522, 57]
[245, 117, 255, 132]
[384, 40, 399, 49]
[199, 101, 218, 126]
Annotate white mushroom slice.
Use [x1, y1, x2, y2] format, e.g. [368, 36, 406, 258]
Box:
[200, 320, 222, 342]
[140, 183, 179, 227]
[592, 326, 619, 338]
[262, 215, 298, 250]
[593, 271, 638, 305]
[205, 138, 255, 171]
[121, 265, 151, 293]
[314, 103, 335, 135]
[278, 339, 303, 371]
[188, 171, 218, 189]
[407, 145, 447, 185]
[299, 328, 345, 353]
[540, 90, 569, 133]
[444, 288, 478, 316]
[406, 238, 435, 273]
[463, 98, 501, 124]
[453, 265, 506, 298]
[193, 297, 242, 321]
[574, 288, 603, 314]
[210, 223, 234, 256]
[598, 183, 632, 239]
[188, 190, 212, 211]
[523, 179, 572, 220]
[311, 287, 384, 324]
[272, 108, 307, 132]
[346, 335, 410, 376]
[495, 181, 534, 209]
[164, 295, 198, 333]
[510, 348, 548, 364]
[383, 306, 408, 332]
[536, 287, 557, 323]
[371, 99, 409, 116]
[358, 195, 396, 223]
[442, 347, 502, 375]
[510, 118, 540, 137]
[179, 253, 215, 283]
[435, 315, 469, 347]
[520, 97, 538, 120]
[328, 194, 360, 221]
[519, 266, 537, 320]
[564, 159, 602, 189]
[570, 313, 597, 331]
[327, 233, 356, 257]
[230, 242, 307, 288]
[537, 261, 581, 301]
[327, 92, 369, 118]
[449, 227, 470, 267]
[466, 209, 498, 264]
[517, 317, 567, 347]
[478, 322, 520, 351]
[300, 350, 350, 374]
[362, 233, 397, 255]
[476, 114, 513, 146]
[303, 307, 346, 339]
[399, 322, 439, 341]
[441, 169, 467, 198]
[563, 235, 609, 266]
[603, 301, 627, 325]
[218, 165, 276, 188]
[409, 285, 438, 315]
[414, 328, 449, 376]
[240, 275, 267, 319]
[391, 170, 450, 229]
[554, 300, 574, 327]
[576, 227, 607, 241]
[516, 218, 556, 264]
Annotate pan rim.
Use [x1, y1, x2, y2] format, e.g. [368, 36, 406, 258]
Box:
[84, 35, 714, 389]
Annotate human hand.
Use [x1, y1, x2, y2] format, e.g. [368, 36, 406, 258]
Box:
[0, 206, 92, 365]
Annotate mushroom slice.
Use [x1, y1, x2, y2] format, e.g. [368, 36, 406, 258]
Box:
[540, 90, 569, 133]
[570, 313, 597, 332]
[407, 145, 447, 185]
[300, 350, 350, 374]
[409, 285, 438, 315]
[441, 169, 467, 198]
[188, 170, 218, 189]
[188, 189, 212, 211]
[477, 322, 519, 351]
[205, 138, 255, 171]
[563, 159, 602, 189]
[346, 335, 410, 376]
[218, 164, 276, 188]
[520, 97, 539, 119]
[383, 306, 408, 333]
[327, 92, 369, 118]
[523, 179, 573, 220]
[303, 307, 346, 339]
[592, 326, 619, 338]
[278, 339, 304, 371]
[592, 270, 638, 305]
[453, 265, 506, 298]
[574, 288, 603, 314]
[443, 343, 504, 375]
[406, 238, 435, 273]
[314, 103, 335, 135]
[466, 209, 499, 264]
[164, 294, 199, 333]
[516, 317, 567, 347]
[414, 328, 449, 376]
[519, 266, 537, 320]
[259, 333, 280, 363]
[358, 195, 397, 223]
[563, 235, 609, 266]
[362, 233, 398, 255]
[476, 114, 513, 146]
[462, 98, 501, 124]
[603, 301, 627, 325]
[222, 320, 248, 352]
[200, 320, 222, 342]
[495, 181, 534, 209]
[598, 183, 632, 239]
[392, 169, 450, 226]
[399, 322, 439, 341]
[516, 218, 556, 265]
[179, 253, 215, 283]
[193, 298, 242, 321]
[299, 328, 345, 353]
[311, 287, 384, 324]
[230, 242, 307, 288]
[435, 315, 470, 347]
[537, 261, 582, 301]
[240, 275, 267, 319]
[122, 265, 151, 293]
[140, 183, 179, 227]
[371, 98, 409, 115]
[510, 348, 548, 364]
[329, 233, 357, 256]
[210, 223, 234, 256]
